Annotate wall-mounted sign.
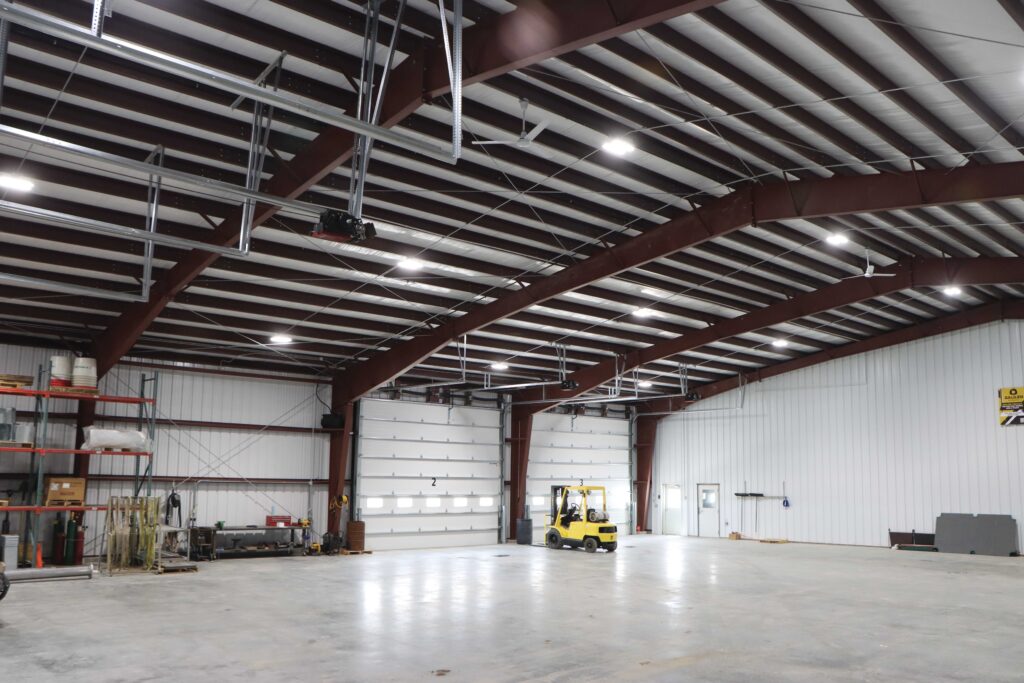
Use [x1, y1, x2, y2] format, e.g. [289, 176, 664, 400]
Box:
[999, 387, 1024, 426]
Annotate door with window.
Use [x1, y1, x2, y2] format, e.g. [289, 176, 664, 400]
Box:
[662, 484, 684, 536]
[697, 483, 720, 538]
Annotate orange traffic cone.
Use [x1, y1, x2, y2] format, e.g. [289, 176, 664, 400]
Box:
[35, 542, 43, 568]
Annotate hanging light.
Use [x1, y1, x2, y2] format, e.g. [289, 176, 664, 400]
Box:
[490, 362, 509, 371]
[638, 380, 653, 389]
[0, 174, 35, 192]
[942, 286, 962, 297]
[825, 232, 849, 246]
[771, 339, 789, 348]
[397, 258, 423, 271]
[269, 334, 293, 344]
[632, 307, 655, 318]
[601, 138, 635, 156]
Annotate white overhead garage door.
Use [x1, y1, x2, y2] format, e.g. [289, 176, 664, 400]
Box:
[526, 413, 633, 540]
[356, 399, 502, 551]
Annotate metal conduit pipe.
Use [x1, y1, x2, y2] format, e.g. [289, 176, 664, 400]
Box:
[0, 2, 454, 164]
[6, 565, 96, 582]
[0, 200, 247, 257]
[0, 125, 324, 220]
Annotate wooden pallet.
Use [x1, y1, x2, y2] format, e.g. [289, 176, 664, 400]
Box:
[48, 386, 99, 395]
[759, 538, 789, 544]
[0, 374, 34, 388]
[43, 499, 85, 508]
[0, 441, 33, 449]
[340, 549, 373, 556]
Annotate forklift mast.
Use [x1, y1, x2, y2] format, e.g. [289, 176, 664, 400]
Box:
[550, 485, 565, 520]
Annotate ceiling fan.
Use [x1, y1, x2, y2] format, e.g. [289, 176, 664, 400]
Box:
[843, 250, 897, 279]
[471, 97, 550, 154]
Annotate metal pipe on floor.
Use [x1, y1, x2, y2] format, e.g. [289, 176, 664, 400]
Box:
[5, 564, 95, 582]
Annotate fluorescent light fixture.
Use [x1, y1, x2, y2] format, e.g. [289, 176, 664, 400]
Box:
[397, 257, 423, 271]
[638, 380, 653, 389]
[825, 232, 849, 246]
[632, 307, 655, 318]
[943, 286, 962, 297]
[601, 138, 635, 156]
[0, 174, 35, 192]
[771, 339, 789, 348]
[269, 334, 293, 344]
[490, 362, 509, 371]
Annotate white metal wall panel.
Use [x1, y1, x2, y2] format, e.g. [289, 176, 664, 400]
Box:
[653, 321, 1024, 548]
[356, 399, 501, 551]
[0, 343, 329, 552]
[527, 413, 633, 538]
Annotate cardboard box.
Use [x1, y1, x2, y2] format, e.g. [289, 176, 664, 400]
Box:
[728, 531, 742, 540]
[44, 477, 86, 505]
[0, 498, 8, 507]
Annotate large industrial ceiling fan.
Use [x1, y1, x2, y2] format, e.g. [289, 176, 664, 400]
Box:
[843, 250, 897, 279]
[471, 98, 550, 155]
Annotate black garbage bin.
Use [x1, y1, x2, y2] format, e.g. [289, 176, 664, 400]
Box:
[516, 518, 533, 545]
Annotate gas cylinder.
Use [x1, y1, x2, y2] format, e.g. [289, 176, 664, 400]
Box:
[64, 517, 77, 566]
[73, 526, 85, 566]
[52, 516, 66, 565]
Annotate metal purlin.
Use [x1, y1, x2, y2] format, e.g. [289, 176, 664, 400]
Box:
[437, 0, 463, 159]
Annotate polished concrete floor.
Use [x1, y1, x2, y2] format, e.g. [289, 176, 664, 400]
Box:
[2, 536, 1023, 682]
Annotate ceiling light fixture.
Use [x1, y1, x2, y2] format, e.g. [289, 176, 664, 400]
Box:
[638, 380, 653, 389]
[269, 334, 293, 344]
[601, 138, 635, 156]
[490, 362, 509, 371]
[942, 286, 962, 297]
[771, 339, 789, 348]
[632, 307, 655, 318]
[0, 174, 35, 192]
[397, 258, 423, 271]
[825, 232, 849, 246]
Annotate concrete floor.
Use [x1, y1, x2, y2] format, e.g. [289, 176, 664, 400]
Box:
[2, 536, 1023, 682]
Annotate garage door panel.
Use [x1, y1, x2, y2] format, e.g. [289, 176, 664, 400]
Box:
[533, 413, 628, 436]
[531, 431, 629, 450]
[361, 400, 497, 425]
[359, 439, 496, 460]
[363, 512, 497, 534]
[359, 476, 498, 497]
[529, 462, 628, 480]
[360, 420, 498, 444]
[530, 445, 629, 464]
[360, 457, 498, 479]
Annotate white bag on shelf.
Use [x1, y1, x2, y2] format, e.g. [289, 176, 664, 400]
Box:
[82, 426, 151, 451]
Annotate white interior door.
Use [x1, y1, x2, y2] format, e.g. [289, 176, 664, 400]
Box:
[662, 484, 684, 535]
[697, 483, 720, 538]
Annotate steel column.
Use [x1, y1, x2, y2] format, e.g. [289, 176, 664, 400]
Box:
[327, 380, 355, 536]
[634, 414, 658, 532]
[507, 404, 533, 539]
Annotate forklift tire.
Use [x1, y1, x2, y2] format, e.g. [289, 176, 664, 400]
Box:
[583, 537, 598, 553]
[605, 543, 617, 553]
[546, 531, 562, 550]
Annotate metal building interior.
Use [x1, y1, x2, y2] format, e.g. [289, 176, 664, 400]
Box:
[1, 0, 1024, 680]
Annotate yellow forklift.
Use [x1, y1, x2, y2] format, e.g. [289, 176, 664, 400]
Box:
[544, 485, 617, 553]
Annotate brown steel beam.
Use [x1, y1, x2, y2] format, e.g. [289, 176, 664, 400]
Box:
[81, 0, 723, 379]
[642, 299, 1024, 415]
[519, 258, 1024, 408]
[327, 384, 355, 536]
[335, 162, 1024, 404]
[507, 404, 533, 539]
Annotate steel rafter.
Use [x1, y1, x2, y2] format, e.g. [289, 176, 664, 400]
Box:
[335, 161, 1024, 404]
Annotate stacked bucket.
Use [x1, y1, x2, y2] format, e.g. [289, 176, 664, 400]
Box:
[49, 355, 97, 391]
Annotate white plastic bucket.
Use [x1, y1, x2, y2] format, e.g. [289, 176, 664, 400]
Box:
[49, 355, 72, 387]
[72, 357, 97, 389]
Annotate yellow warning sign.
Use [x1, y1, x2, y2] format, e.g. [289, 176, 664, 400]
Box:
[999, 387, 1024, 426]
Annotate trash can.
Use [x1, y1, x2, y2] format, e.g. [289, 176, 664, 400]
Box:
[516, 518, 533, 545]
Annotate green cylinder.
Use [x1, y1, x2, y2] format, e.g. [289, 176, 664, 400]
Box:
[64, 517, 77, 566]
